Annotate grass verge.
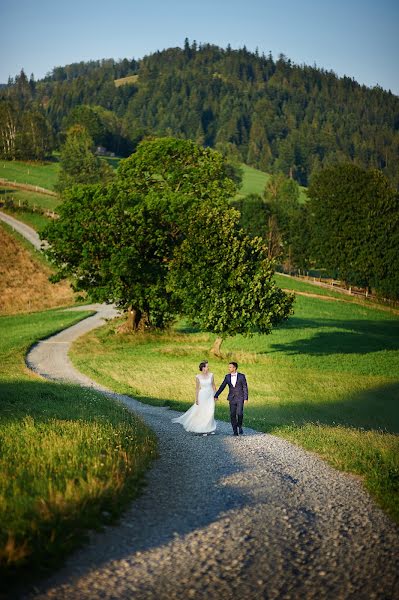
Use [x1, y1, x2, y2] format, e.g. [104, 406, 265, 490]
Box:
[0, 309, 158, 584]
[70, 294, 399, 523]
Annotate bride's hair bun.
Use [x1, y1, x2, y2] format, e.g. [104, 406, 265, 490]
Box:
[199, 361, 208, 371]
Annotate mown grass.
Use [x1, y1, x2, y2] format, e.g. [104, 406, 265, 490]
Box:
[0, 161, 59, 191]
[235, 164, 270, 198]
[70, 294, 399, 523]
[0, 309, 158, 583]
[235, 164, 308, 202]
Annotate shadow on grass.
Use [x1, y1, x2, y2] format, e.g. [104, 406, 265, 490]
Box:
[2, 378, 399, 595]
[244, 379, 399, 434]
[1, 380, 252, 595]
[0, 379, 156, 591]
[268, 316, 399, 356]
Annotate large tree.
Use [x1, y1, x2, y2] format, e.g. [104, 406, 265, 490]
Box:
[308, 163, 399, 298]
[43, 184, 187, 328]
[44, 138, 237, 327]
[44, 137, 294, 335]
[167, 201, 294, 354]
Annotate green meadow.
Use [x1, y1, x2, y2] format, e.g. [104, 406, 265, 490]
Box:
[0, 309, 157, 580]
[235, 164, 308, 202]
[0, 160, 60, 191]
[70, 290, 399, 523]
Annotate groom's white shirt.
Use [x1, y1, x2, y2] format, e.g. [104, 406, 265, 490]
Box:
[231, 372, 237, 387]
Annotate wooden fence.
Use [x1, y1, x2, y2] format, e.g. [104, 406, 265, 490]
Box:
[0, 178, 57, 197]
[278, 272, 399, 308]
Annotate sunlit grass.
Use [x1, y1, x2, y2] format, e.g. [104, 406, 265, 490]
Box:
[0, 309, 157, 582]
[0, 160, 59, 190]
[70, 295, 399, 522]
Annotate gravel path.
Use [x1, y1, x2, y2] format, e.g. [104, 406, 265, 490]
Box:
[0, 211, 46, 250]
[24, 309, 399, 600]
[6, 214, 399, 599]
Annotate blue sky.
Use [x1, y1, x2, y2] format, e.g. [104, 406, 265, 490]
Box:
[1, 0, 398, 95]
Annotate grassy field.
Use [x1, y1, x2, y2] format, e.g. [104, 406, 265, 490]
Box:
[235, 164, 308, 203]
[70, 292, 399, 523]
[274, 272, 378, 303]
[0, 308, 157, 582]
[235, 164, 270, 198]
[0, 158, 309, 207]
[0, 161, 59, 191]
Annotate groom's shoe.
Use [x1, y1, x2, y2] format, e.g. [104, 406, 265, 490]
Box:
[233, 431, 239, 436]
[239, 427, 244, 435]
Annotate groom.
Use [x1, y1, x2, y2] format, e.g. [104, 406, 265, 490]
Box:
[214, 362, 248, 436]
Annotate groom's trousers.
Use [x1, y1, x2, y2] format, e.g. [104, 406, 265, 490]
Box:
[229, 400, 244, 433]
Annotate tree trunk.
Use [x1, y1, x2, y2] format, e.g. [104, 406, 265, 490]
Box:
[210, 336, 223, 357]
[126, 306, 142, 331]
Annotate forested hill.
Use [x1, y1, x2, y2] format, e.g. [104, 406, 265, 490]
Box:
[2, 41, 399, 186]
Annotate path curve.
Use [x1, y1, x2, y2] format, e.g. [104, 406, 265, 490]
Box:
[0, 210, 46, 250]
[24, 313, 399, 600]
[6, 213, 399, 599]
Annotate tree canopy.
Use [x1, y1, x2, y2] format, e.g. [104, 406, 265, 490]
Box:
[308, 163, 399, 298]
[168, 201, 294, 353]
[43, 137, 293, 337]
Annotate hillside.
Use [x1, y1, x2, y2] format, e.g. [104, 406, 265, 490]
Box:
[2, 42, 399, 187]
[0, 223, 76, 314]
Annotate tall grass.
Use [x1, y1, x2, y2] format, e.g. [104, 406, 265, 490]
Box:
[0, 222, 76, 314]
[0, 309, 157, 582]
[70, 295, 399, 522]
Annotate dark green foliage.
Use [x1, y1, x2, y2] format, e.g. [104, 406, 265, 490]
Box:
[232, 193, 270, 238]
[0, 71, 53, 160]
[61, 104, 134, 156]
[168, 201, 294, 338]
[62, 105, 107, 145]
[43, 138, 237, 327]
[56, 125, 114, 192]
[2, 45, 398, 185]
[308, 164, 399, 299]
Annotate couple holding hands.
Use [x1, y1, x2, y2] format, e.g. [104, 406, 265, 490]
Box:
[173, 361, 248, 436]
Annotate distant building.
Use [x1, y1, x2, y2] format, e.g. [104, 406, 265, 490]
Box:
[95, 146, 115, 158]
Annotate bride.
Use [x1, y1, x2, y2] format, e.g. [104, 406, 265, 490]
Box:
[172, 361, 217, 435]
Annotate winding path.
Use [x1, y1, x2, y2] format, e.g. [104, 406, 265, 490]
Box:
[4, 212, 399, 599]
[0, 210, 45, 249]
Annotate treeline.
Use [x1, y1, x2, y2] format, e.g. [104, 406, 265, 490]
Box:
[235, 166, 399, 301]
[1, 42, 399, 187]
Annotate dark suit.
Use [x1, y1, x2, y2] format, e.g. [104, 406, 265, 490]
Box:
[215, 373, 248, 434]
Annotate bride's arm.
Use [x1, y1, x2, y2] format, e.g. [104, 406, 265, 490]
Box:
[212, 373, 216, 393]
[195, 376, 199, 405]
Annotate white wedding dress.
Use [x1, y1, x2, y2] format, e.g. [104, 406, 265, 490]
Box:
[172, 373, 216, 433]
